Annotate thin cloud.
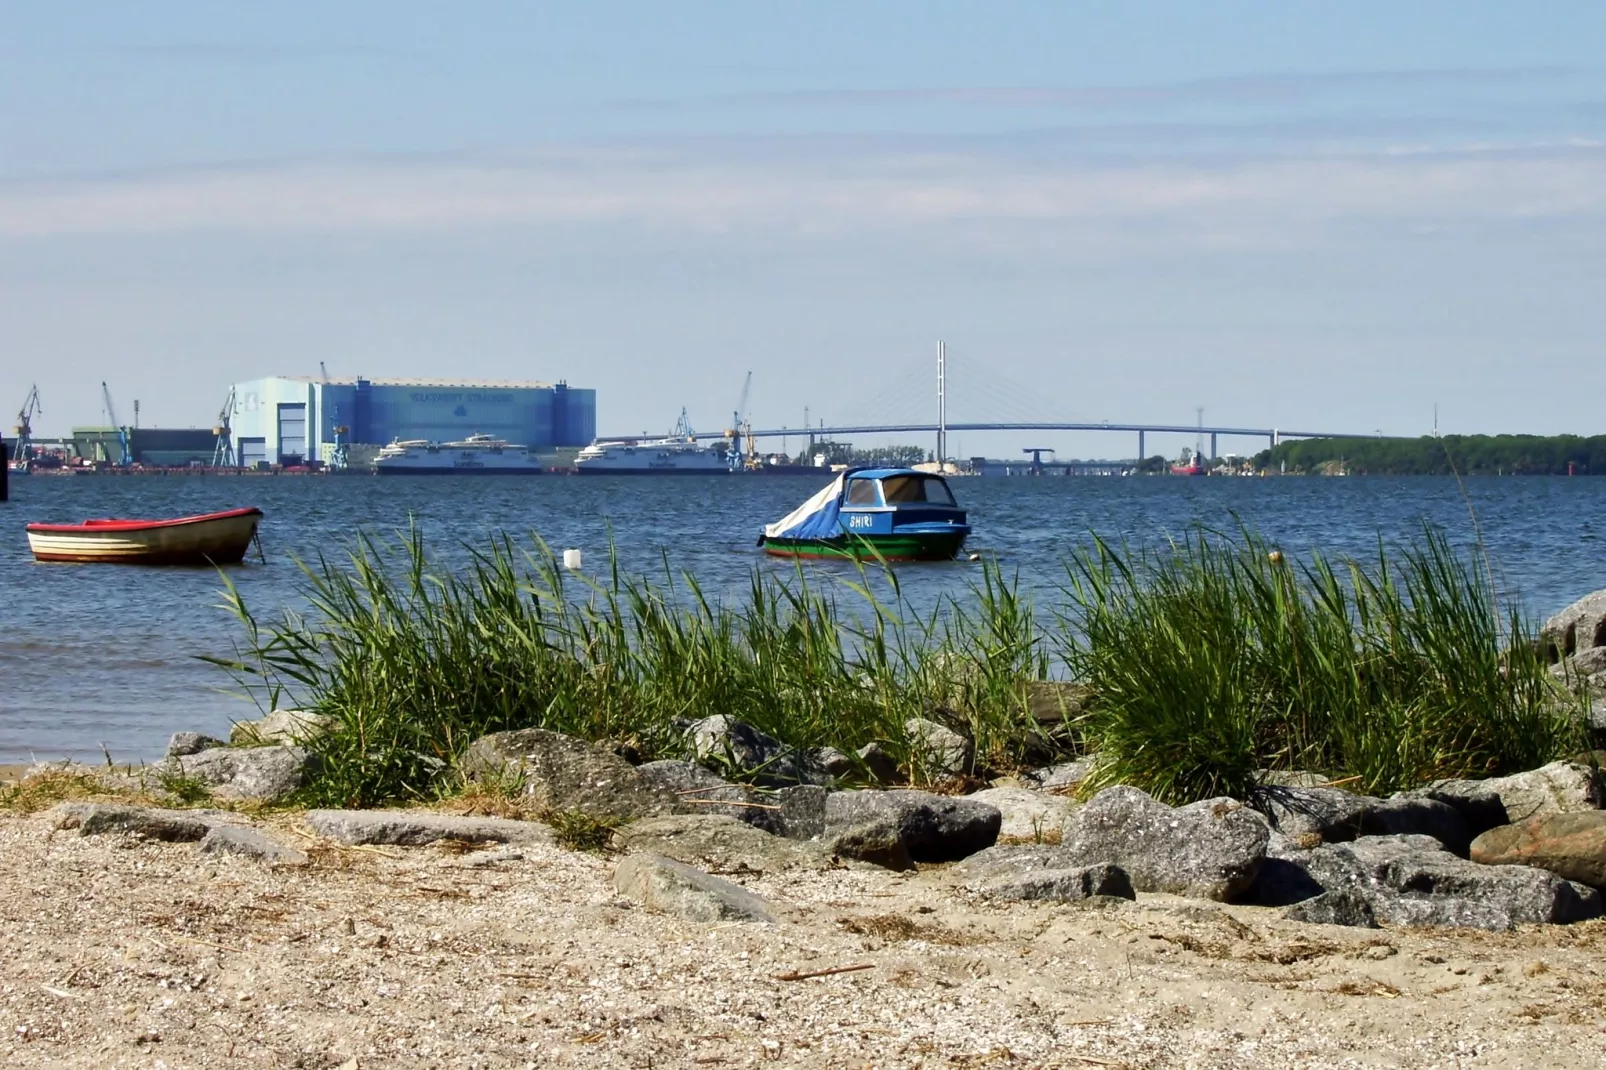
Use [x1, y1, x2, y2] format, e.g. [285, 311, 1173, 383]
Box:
[1, 140, 1603, 241]
[621, 67, 1577, 112]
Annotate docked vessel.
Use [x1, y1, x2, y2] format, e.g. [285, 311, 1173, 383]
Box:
[26, 507, 263, 565]
[758, 467, 971, 561]
[373, 434, 544, 475]
[574, 410, 729, 475]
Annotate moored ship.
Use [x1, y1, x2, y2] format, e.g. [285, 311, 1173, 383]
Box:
[574, 410, 730, 475]
[373, 434, 545, 475]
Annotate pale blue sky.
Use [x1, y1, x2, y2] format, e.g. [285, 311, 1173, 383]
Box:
[4, 2, 1606, 455]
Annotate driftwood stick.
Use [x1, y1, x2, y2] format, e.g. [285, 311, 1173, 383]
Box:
[773, 962, 875, 982]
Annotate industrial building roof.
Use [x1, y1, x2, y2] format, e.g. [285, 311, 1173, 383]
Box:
[270, 376, 560, 389]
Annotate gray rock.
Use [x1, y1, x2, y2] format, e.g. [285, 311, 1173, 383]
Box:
[685, 716, 823, 786]
[1273, 834, 1601, 930]
[812, 746, 853, 778]
[1421, 762, 1606, 826]
[1549, 646, 1606, 681]
[773, 785, 828, 841]
[613, 814, 830, 874]
[855, 742, 900, 784]
[967, 786, 1077, 842]
[49, 803, 215, 842]
[1539, 588, 1606, 662]
[197, 824, 307, 865]
[954, 846, 1134, 902]
[1255, 786, 1470, 854]
[904, 717, 972, 779]
[460, 728, 678, 822]
[1255, 769, 1333, 788]
[305, 809, 552, 847]
[164, 744, 312, 803]
[823, 789, 1001, 868]
[1054, 787, 1269, 901]
[229, 708, 331, 746]
[637, 759, 783, 832]
[1024, 758, 1094, 796]
[165, 732, 226, 758]
[1024, 681, 1093, 727]
[613, 853, 776, 923]
[1396, 783, 1509, 839]
[1284, 890, 1378, 928]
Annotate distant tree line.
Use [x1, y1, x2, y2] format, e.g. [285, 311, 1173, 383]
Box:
[1257, 435, 1606, 475]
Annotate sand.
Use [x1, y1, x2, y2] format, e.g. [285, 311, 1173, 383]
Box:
[1, 807, 1603, 1069]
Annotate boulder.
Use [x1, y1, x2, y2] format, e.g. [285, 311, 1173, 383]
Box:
[1471, 811, 1606, 889]
[824, 789, 1001, 868]
[163, 745, 312, 803]
[613, 853, 776, 923]
[1053, 787, 1269, 901]
[165, 732, 226, 758]
[197, 825, 307, 865]
[305, 809, 552, 847]
[1025, 681, 1093, 727]
[637, 759, 785, 833]
[1396, 783, 1509, 839]
[1262, 834, 1601, 930]
[1539, 588, 1606, 662]
[1255, 786, 1471, 854]
[967, 786, 1076, 843]
[1023, 758, 1094, 796]
[50, 803, 218, 842]
[1284, 891, 1378, 929]
[954, 846, 1134, 903]
[811, 746, 853, 778]
[1420, 762, 1605, 826]
[904, 717, 972, 779]
[855, 743, 900, 784]
[229, 708, 331, 746]
[773, 785, 828, 841]
[685, 716, 823, 786]
[1255, 770, 1332, 788]
[1548, 646, 1606, 682]
[613, 814, 830, 874]
[461, 728, 678, 822]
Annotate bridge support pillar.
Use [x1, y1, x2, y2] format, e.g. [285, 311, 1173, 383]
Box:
[1210, 432, 1218, 459]
[1271, 429, 1280, 449]
[1137, 430, 1145, 462]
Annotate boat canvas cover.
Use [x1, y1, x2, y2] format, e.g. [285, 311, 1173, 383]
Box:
[763, 473, 848, 539]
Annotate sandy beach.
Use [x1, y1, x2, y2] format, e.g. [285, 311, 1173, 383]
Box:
[2, 803, 1603, 1069]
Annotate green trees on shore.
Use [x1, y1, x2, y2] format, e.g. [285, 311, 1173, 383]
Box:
[1259, 434, 1606, 475]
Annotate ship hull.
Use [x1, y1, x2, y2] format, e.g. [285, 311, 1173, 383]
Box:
[375, 466, 545, 475]
[573, 466, 729, 475]
[761, 529, 969, 562]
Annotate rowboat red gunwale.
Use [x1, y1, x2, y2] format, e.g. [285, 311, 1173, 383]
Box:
[25, 506, 264, 535]
[25, 507, 265, 565]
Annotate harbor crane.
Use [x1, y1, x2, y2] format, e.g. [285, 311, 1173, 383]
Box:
[100, 382, 132, 466]
[12, 384, 41, 468]
[318, 362, 350, 468]
[725, 370, 757, 470]
[1022, 447, 1056, 476]
[211, 386, 238, 468]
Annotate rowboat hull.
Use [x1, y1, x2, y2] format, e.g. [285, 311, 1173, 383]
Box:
[762, 528, 970, 562]
[26, 508, 263, 565]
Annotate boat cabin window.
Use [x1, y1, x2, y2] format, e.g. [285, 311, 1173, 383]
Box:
[845, 478, 881, 505]
[879, 474, 956, 505]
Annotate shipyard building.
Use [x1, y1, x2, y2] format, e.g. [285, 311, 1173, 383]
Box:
[226, 377, 596, 466]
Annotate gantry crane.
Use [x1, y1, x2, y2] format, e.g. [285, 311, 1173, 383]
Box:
[100, 382, 132, 466]
[725, 370, 757, 470]
[12, 384, 40, 469]
[211, 386, 237, 467]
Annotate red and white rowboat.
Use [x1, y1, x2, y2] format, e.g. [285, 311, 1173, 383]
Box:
[25, 507, 264, 565]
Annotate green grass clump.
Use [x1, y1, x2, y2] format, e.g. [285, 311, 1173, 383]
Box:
[1058, 526, 1586, 803]
[208, 528, 1047, 808]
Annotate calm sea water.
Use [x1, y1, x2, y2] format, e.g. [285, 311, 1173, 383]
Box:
[2, 471, 1603, 764]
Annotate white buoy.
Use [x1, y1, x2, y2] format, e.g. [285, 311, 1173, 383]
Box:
[563, 548, 583, 570]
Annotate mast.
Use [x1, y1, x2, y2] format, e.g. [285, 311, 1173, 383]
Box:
[937, 340, 947, 465]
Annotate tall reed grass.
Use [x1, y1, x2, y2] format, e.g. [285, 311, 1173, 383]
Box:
[209, 524, 1586, 808]
[1058, 527, 1586, 803]
[209, 529, 1048, 807]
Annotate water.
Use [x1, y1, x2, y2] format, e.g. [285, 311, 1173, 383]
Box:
[3, 472, 1604, 764]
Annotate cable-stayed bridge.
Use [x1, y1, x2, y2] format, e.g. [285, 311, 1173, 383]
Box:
[598, 344, 1386, 459]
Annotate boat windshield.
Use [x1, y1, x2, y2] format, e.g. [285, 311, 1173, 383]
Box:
[846, 478, 881, 505]
[880, 475, 956, 506]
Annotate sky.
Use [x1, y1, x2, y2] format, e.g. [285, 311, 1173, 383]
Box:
[4, 2, 1606, 458]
